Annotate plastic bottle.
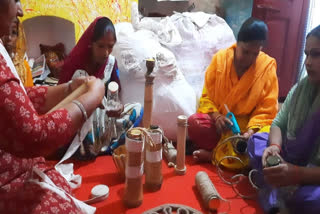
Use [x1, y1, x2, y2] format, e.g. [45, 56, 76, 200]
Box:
[104, 82, 121, 147]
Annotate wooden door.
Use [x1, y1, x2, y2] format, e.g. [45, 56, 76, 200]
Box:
[252, 0, 310, 99]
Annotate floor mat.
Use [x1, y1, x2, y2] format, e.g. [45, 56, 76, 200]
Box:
[73, 156, 263, 214]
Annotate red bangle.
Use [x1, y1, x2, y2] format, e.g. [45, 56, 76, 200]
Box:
[270, 143, 281, 152]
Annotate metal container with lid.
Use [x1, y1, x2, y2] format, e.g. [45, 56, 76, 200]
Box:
[266, 155, 281, 167]
[127, 129, 142, 140]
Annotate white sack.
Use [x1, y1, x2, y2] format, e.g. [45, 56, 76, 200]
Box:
[113, 25, 196, 140]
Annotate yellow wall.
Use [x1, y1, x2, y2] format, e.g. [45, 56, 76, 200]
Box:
[20, 0, 137, 41]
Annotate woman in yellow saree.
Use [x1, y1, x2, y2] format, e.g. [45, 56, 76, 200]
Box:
[188, 17, 279, 170]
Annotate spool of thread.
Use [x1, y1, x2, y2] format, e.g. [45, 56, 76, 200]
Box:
[145, 126, 163, 191]
[233, 139, 248, 154]
[123, 128, 144, 208]
[175, 115, 187, 175]
[83, 184, 109, 204]
[195, 171, 221, 211]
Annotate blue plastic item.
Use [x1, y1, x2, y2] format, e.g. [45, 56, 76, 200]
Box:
[226, 112, 241, 135]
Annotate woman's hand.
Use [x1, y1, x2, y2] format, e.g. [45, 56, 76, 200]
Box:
[243, 129, 255, 139]
[86, 78, 105, 102]
[263, 159, 301, 187]
[262, 145, 281, 167]
[213, 113, 233, 133]
[66, 77, 105, 134]
[106, 104, 124, 118]
[69, 76, 94, 92]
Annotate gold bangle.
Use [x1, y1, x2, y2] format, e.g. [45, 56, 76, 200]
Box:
[72, 100, 88, 122]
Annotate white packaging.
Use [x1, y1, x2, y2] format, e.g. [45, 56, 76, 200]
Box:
[113, 25, 196, 141]
[169, 12, 236, 99]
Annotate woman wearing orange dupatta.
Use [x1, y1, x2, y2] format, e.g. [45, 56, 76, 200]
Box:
[188, 18, 279, 169]
[2, 18, 34, 87]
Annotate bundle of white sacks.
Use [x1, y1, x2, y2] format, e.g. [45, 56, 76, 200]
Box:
[112, 3, 235, 141]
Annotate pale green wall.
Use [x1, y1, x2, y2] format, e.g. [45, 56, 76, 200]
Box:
[222, 0, 254, 37]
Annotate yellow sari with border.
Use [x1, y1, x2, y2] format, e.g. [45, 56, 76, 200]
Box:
[199, 44, 279, 169]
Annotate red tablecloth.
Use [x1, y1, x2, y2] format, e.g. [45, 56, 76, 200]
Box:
[73, 156, 263, 214]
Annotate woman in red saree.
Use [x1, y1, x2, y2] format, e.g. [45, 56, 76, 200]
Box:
[58, 17, 120, 89]
[59, 17, 143, 156]
[0, 1, 105, 213]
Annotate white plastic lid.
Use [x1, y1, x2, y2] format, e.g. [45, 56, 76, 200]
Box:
[108, 81, 119, 93]
[91, 184, 109, 198]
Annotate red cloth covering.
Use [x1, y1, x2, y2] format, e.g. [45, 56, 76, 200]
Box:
[188, 113, 221, 150]
[73, 156, 263, 214]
